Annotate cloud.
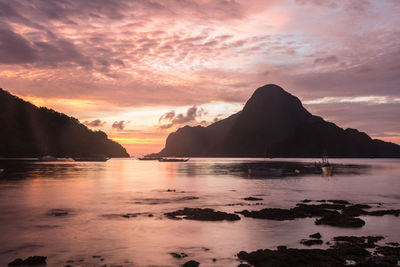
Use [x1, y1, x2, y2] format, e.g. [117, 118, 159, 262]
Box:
[83, 119, 106, 127]
[0, 25, 90, 66]
[158, 110, 175, 123]
[0, 0, 400, 147]
[304, 102, 400, 138]
[294, 0, 370, 12]
[172, 106, 198, 124]
[314, 55, 339, 66]
[112, 120, 127, 130]
[0, 27, 37, 64]
[159, 105, 206, 128]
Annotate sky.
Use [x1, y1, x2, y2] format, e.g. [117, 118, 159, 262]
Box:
[0, 0, 399, 156]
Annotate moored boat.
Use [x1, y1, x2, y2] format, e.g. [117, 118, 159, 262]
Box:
[158, 158, 189, 162]
[73, 155, 109, 162]
[321, 156, 333, 176]
[138, 156, 162, 160]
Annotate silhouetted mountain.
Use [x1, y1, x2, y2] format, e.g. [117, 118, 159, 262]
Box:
[0, 88, 129, 158]
[158, 84, 400, 158]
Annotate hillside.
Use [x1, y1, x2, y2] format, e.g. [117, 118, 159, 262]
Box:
[0, 88, 129, 158]
[158, 84, 400, 158]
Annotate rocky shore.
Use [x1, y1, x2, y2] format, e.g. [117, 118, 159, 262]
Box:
[9, 199, 400, 266]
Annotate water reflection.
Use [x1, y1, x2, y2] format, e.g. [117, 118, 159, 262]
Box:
[0, 158, 398, 266]
[176, 160, 372, 178]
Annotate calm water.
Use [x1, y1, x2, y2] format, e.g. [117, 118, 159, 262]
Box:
[0, 158, 399, 266]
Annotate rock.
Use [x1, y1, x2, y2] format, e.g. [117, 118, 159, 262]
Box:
[300, 239, 323, 246]
[9, 256, 47, 266]
[309, 232, 322, 239]
[327, 200, 350, 205]
[332, 242, 371, 262]
[366, 236, 384, 244]
[386, 242, 399, 247]
[332, 236, 384, 249]
[277, 245, 287, 251]
[121, 213, 140, 218]
[296, 203, 346, 210]
[8, 258, 23, 266]
[315, 214, 365, 228]
[238, 201, 396, 228]
[375, 246, 400, 258]
[237, 238, 399, 267]
[48, 209, 69, 216]
[239, 208, 297, 220]
[301, 199, 312, 203]
[181, 196, 200, 200]
[212, 258, 216, 262]
[23, 256, 47, 265]
[170, 252, 188, 259]
[334, 236, 366, 244]
[237, 248, 344, 267]
[367, 209, 400, 217]
[341, 204, 370, 217]
[238, 264, 251, 267]
[243, 197, 263, 201]
[238, 204, 339, 221]
[165, 208, 240, 221]
[355, 255, 398, 267]
[183, 260, 200, 267]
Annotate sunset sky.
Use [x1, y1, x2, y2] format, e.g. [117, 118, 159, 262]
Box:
[1, 0, 399, 156]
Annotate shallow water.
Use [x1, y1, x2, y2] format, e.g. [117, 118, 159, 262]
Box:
[0, 158, 399, 266]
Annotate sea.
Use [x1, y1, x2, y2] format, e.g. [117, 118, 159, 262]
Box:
[0, 158, 399, 266]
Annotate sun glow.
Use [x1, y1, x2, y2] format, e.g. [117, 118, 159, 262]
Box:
[110, 137, 165, 145]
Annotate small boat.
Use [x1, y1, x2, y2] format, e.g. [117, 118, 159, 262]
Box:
[321, 156, 333, 176]
[138, 156, 162, 160]
[38, 155, 58, 162]
[158, 158, 189, 162]
[73, 155, 109, 162]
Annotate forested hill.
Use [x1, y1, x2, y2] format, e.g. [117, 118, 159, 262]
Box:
[0, 88, 129, 158]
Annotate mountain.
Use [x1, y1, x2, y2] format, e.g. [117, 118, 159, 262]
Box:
[158, 84, 400, 158]
[0, 88, 129, 158]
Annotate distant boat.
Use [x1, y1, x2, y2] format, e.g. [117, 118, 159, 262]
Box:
[321, 156, 333, 176]
[138, 156, 162, 160]
[158, 158, 189, 162]
[38, 155, 58, 162]
[73, 155, 109, 162]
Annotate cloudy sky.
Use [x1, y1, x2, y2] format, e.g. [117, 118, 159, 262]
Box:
[1, 0, 399, 155]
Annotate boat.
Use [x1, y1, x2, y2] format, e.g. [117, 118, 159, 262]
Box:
[158, 158, 189, 162]
[321, 156, 333, 176]
[138, 156, 162, 160]
[73, 155, 109, 162]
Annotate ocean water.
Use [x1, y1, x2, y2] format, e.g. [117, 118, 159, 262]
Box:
[0, 158, 399, 266]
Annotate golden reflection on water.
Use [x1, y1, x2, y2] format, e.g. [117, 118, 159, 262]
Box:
[0, 158, 399, 266]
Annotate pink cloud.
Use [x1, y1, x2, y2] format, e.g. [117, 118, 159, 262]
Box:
[0, 0, 399, 150]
